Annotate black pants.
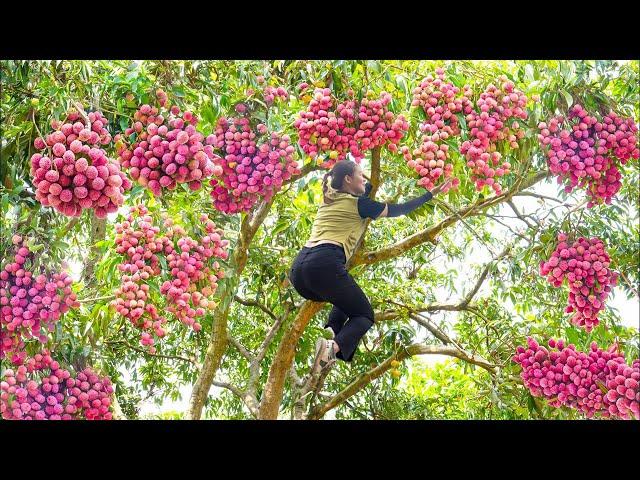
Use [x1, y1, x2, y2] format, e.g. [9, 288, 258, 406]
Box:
[289, 244, 374, 362]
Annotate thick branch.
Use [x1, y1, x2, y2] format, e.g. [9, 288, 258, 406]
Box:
[515, 192, 563, 204]
[227, 334, 255, 363]
[212, 380, 245, 399]
[258, 300, 325, 419]
[352, 171, 549, 267]
[308, 343, 496, 420]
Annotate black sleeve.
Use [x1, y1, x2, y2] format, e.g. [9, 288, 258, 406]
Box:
[386, 191, 433, 218]
[358, 196, 386, 219]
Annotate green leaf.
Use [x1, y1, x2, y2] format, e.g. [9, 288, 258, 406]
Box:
[159, 255, 168, 272]
[560, 90, 573, 109]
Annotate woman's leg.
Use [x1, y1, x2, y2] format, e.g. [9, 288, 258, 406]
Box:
[303, 260, 374, 362]
[325, 305, 348, 336]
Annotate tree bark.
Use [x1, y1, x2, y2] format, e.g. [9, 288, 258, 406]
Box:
[257, 300, 325, 419]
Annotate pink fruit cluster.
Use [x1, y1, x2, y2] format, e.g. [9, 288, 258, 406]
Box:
[160, 214, 229, 330]
[513, 337, 639, 420]
[263, 85, 288, 104]
[402, 68, 473, 192]
[605, 358, 640, 420]
[295, 88, 359, 165]
[598, 111, 639, 160]
[460, 77, 529, 194]
[112, 206, 229, 350]
[539, 233, 618, 332]
[354, 92, 409, 156]
[115, 90, 216, 196]
[208, 116, 301, 213]
[1, 235, 79, 364]
[31, 107, 131, 218]
[538, 104, 639, 207]
[294, 88, 409, 168]
[1, 350, 114, 420]
[112, 205, 171, 352]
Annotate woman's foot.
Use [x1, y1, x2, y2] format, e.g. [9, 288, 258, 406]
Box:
[312, 338, 337, 376]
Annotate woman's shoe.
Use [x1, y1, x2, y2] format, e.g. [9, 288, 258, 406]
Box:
[312, 338, 337, 376]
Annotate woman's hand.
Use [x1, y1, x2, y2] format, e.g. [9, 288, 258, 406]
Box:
[430, 178, 453, 197]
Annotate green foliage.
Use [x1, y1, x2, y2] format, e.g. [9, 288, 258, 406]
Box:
[1, 60, 638, 420]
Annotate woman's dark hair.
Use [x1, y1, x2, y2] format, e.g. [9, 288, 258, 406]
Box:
[322, 160, 357, 204]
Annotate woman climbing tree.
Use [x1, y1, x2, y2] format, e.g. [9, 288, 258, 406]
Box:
[288, 159, 452, 378]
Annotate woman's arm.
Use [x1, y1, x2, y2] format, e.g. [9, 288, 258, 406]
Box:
[376, 179, 451, 219]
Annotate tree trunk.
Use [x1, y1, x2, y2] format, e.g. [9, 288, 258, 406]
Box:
[258, 300, 325, 419]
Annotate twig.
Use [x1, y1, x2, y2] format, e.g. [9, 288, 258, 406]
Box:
[507, 200, 536, 228]
[71, 101, 92, 129]
[515, 192, 564, 204]
[432, 197, 499, 257]
[31, 110, 51, 156]
[97, 106, 135, 120]
[256, 305, 291, 363]
[105, 340, 197, 365]
[618, 270, 639, 298]
[57, 217, 80, 240]
[482, 214, 532, 243]
[233, 295, 277, 322]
